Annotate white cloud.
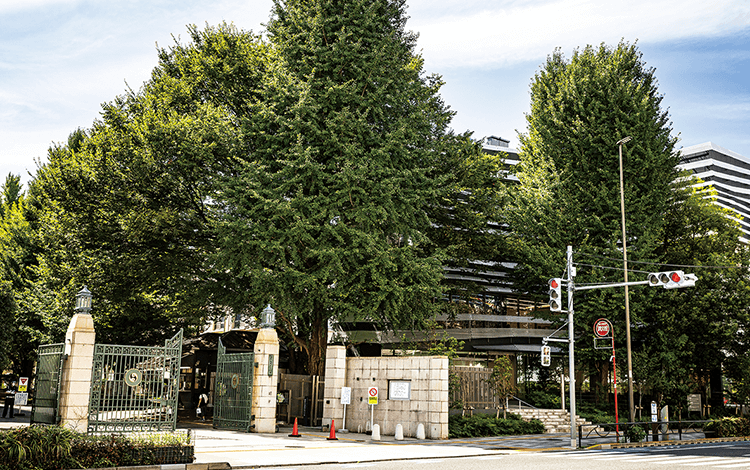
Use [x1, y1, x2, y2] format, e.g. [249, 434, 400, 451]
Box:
[409, 0, 750, 69]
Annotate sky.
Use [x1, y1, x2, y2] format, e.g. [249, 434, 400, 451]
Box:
[1, 0, 749, 187]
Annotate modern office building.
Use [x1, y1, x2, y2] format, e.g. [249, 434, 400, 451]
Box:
[677, 142, 750, 243]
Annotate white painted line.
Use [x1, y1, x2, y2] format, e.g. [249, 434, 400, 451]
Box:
[713, 460, 750, 468]
[651, 457, 733, 465]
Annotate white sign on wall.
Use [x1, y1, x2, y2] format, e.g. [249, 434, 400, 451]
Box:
[341, 386, 351, 405]
[388, 381, 411, 400]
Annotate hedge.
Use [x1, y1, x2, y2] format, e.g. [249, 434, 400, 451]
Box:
[0, 425, 193, 470]
[449, 413, 545, 438]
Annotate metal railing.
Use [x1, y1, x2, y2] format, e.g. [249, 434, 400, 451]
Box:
[578, 419, 712, 448]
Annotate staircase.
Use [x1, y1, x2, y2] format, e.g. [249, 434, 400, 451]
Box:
[513, 408, 591, 433]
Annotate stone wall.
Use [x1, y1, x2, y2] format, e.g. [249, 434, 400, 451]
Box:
[322, 346, 449, 439]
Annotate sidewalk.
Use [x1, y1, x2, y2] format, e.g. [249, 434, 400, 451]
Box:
[1, 411, 720, 469]
[187, 424, 521, 469]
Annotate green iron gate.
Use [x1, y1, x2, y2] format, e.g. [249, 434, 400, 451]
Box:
[213, 338, 254, 431]
[30, 343, 66, 424]
[88, 330, 182, 433]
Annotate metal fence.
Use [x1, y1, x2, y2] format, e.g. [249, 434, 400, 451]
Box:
[30, 342, 65, 425]
[213, 338, 255, 432]
[578, 419, 712, 447]
[88, 331, 182, 433]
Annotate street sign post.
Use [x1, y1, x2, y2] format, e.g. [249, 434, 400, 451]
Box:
[367, 386, 378, 435]
[594, 319, 611, 337]
[340, 387, 351, 431]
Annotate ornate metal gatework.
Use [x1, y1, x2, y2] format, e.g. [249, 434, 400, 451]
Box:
[31, 343, 66, 425]
[88, 330, 182, 433]
[213, 338, 254, 432]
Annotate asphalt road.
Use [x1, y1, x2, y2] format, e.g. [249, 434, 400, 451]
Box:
[281, 442, 750, 470]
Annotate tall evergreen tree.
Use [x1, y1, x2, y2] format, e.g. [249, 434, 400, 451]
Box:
[509, 41, 680, 403]
[216, 0, 461, 374]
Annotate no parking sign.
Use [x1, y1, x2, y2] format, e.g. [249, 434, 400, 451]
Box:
[368, 386, 378, 405]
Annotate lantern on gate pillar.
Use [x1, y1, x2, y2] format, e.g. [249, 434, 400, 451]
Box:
[75, 286, 92, 315]
[260, 304, 276, 328]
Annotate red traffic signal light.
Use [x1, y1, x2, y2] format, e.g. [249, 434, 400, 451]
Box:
[548, 278, 562, 312]
[648, 271, 693, 289]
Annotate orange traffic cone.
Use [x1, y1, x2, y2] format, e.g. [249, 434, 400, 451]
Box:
[327, 419, 338, 440]
[289, 417, 301, 437]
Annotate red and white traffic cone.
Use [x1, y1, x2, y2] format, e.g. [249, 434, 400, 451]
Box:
[327, 419, 338, 440]
[289, 417, 301, 437]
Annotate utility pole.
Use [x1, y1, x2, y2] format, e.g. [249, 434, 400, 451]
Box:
[566, 245, 576, 448]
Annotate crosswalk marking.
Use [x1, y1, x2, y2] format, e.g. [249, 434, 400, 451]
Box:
[535, 449, 750, 468]
[652, 457, 734, 465]
[714, 461, 750, 468]
[688, 459, 750, 467]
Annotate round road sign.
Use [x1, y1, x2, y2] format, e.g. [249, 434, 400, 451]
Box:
[594, 318, 611, 337]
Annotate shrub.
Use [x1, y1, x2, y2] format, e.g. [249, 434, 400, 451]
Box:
[0, 426, 193, 470]
[625, 424, 646, 443]
[704, 417, 750, 437]
[449, 413, 545, 438]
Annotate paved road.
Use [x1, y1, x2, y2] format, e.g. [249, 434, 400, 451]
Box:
[274, 443, 750, 470]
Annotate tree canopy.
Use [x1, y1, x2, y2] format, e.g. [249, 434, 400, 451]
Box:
[510, 40, 750, 412]
[19, 3, 495, 375]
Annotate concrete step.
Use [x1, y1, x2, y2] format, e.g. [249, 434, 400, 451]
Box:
[513, 408, 591, 434]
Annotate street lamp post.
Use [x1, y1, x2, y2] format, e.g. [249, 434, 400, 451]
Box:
[616, 136, 635, 424]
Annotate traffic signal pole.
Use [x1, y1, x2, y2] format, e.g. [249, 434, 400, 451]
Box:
[548, 247, 697, 448]
[566, 245, 576, 448]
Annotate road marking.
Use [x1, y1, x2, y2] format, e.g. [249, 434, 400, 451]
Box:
[713, 461, 750, 468]
[651, 457, 735, 465]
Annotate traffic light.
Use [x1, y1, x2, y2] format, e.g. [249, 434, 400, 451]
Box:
[648, 271, 688, 289]
[549, 278, 562, 312]
[541, 345, 551, 367]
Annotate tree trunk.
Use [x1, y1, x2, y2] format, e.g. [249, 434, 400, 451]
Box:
[305, 311, 328, 377]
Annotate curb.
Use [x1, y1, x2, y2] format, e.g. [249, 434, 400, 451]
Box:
[86, 463, 231, 470]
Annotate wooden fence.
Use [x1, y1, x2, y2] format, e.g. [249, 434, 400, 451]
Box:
[452, 366, 501, 410]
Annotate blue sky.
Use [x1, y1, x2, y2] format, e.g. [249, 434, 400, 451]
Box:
[1, 0, 749, 187]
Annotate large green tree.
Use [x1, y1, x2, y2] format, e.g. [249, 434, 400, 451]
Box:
[639, 177, 750, 411]
[510, 40, 750, 413]
[508, 41, 680, 405]
[215, 0, 469, 374]
[29, 23, 271, 344]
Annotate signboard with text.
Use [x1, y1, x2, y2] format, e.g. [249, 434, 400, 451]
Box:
[593, 319, 612, 338]
[368, 386, 378, 405]
[341, 387, 351, 405]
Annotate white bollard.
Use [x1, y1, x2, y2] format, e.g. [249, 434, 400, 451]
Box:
[416, 423, 426, 440]
[371, 424, 381, 441]
[395, 423, 404, 440]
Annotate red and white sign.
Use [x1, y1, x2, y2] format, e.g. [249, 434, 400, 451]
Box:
[368, 386, 378, 405]
[594, 318, 611, 338]
[18, 377, 28, 392]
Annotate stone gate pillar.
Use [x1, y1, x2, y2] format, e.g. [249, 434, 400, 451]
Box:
[58, 312, 96, 432]
[322, 345, 347, 429]
[251, 305, 280, 433]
